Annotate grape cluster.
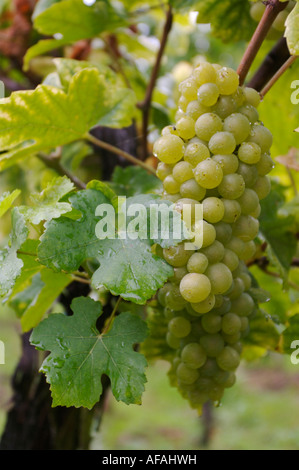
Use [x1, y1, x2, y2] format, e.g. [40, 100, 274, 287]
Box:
[153, 62, 274, 410]
[250, 1, 295, 40]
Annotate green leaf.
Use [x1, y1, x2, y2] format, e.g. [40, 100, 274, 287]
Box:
[195, 0, 256, 43]
[111, 166, 162, 197]
[91, 237, 173, 303]
[243, 309, 281, 352]
[19, 176, 74, 225]
[38, 189, 174, 304]
[0, 208, 29, 298]
[0, 190, 21, 218]
[20, 269, 72, 331]
[32, 0, 61, 20]
[0, 68, 136, 169]
[282, 313, 299, 355]
[285, 2, 299, 55]
[25, 0, 128, 67]
[30, 297, 148, 409]
[259, 188, 297, 278]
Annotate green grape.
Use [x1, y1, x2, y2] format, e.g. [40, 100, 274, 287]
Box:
[184, 141, 210, 166]
[176, 362, 200, 384]
[228, 277, 245, 300]
[225, 236, 246, 258]
[223, 113, 251, 144]
[190, 293, 216, 314]
[180, 178, 206, 200]
[202, 197, 225, 223]
[165, 286, 187, 310]
[178, 77, 198, 101]
[197, 83, 220, 107]
[222, 313, 242, 336]
[243, 87, 261, 108]
[201, 220, 217, 247]
[216, 67, 239, 95]
[162, 191, 180, 202]
[222, 248, 239, 271]
[212, 95, 237, 119]
[187, 252, 209, 273]
[232, 214, 259, 241]
[200, 333, 225, 357]
[250, 1, 266, 22]
[156, 162, 173, 181]
[237, 162, 258, 188]
[248, 124, 273, 153]
[201, 312, 222, 334]
[170, 266, 189, 284]
[232, 87, 246, 108]
[193, 62, 217, 85]
[205, 262, 233, 295]
[256, 153, 274, 176]
[201, 240, 225, 264]
[238, 142, 261, 164]
[163, 175, 181, 194]
[213, 296, 231, 315]
[181, 342, 207, 369]
[194, 158, 223, 189]
[212, 153, 239, 175]
[231, 292, 255, 317]
[186, 100, 209, 120]
[216, 346, 240, 371]
[222, 331, 241, 345]
[237, 188, 260, 215]
[252, 175, 271, 200]
[180, 273, 212, 303]
[195, 113, 223, 141]
[218, 174, 245, 199]
[208, 131, 236, 155]
[273, 10, 289, 32]
[178, 95, 189, 111]
[169, 316, 192, 338]
[214, 221, 233, 244]
[176, 116, 196, 140]
[222, 199, 241, 223]
[153, 134, 184, 164]
[222, 372, 236, 389]
[166, 331, 181, 349]
[238, 104, 259, 124]
[163, 243, 193, 267]
[161, 125, 179, 136]
[239, 272, 252, 291]
[172, 161, 194, 184]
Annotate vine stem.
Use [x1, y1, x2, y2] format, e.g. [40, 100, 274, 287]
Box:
[85, 132, 157, 174]
[137, 5, 173, 160]
[102, 296, 122, 334]
[37, 153, 87, 189]
[237, 0, 288, 86]
[260, 55, 298, 97]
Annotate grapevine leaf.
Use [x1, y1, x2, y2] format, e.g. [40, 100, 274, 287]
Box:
[0, 190, 21, 218]
[38, 189, 174, 304]
[243, 309, 280, 352]
[30, 297, 148, 409]
[91, 237, 173, 303]
[285, 2, 299, 55]
[195, 0, 256, 43]
[38, 189, 111, 273]
[0, 208, 29, 298]
[259, 188, 297, 278]
[20, 269, 72, 331]
[32, 0, 61, 20]
[282, 314, 299, 355]
[0, 68, 136, 169]
[25, 0, 128, 68]
[19, 176, 75, 225]
[111, 166, 162, 197]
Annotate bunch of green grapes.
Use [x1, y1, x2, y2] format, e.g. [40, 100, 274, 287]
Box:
[250, 1, 295, 40]
[153, 61, 274, 411]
